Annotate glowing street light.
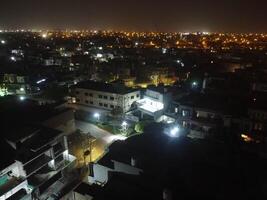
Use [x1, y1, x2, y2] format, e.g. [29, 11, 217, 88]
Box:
[20, 87, 25, 92]
[1, 40, 6, 44]
[19, 96, 26, 101]
[192, 81, 198, 87]
[94, 113, 100, 121]
[10, 56, 16, 62]
[169, 126, 180, 138]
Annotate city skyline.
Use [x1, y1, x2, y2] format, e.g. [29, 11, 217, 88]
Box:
[1, 0, 267, 32]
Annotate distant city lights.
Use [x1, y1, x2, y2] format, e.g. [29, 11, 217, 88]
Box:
[42, 33, 47, 38]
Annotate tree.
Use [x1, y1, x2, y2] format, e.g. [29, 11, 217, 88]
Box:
[135, 122, 145, 134]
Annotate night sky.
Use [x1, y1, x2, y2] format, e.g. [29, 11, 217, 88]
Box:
[1, 0, 267, 32]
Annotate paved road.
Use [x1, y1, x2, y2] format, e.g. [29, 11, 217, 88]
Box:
[75, 120, 126, 163]
[76, 120, 115, 144]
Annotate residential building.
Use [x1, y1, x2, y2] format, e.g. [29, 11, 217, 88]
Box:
[1, 125, 76, 200]
[173, 93, 227, 139]
[88, 141, 143, 185]
[136, 85, 172, 120]
[70, 81, 140, 113]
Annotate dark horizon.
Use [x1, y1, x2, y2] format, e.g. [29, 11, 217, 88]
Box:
[1, 0, 267, 33]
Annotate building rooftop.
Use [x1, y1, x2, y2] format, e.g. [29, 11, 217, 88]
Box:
[96, 123, 267, 199]
[94, 172, 161, 200]
[75, 80, 138, 94]
[0, 140, 16, 171]
[74, 182, 101, 197]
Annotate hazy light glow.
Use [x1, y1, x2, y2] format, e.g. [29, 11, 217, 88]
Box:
[192, 81, 198, 86]
[96, 53, 103, 58]
[1, 40, 6, 44]
[94, 113, 100, 119]
[42, 33, 47, 38]
[19, 96, 26, 101]
[169, 126, 180, 137]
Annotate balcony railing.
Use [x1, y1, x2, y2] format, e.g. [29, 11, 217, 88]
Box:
[24, 155, 52, 176]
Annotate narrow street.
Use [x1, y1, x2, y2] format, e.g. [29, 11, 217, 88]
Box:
[72, 120, 126, 164]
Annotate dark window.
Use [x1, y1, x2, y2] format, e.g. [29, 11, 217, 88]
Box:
[104, 104, 108, 107]
[131, 96, 134, 99]
[90, 101, 93, 104]
[110, 105, 114, 108]
[85, 100, 89, 104]
[89, 93, 93, 97]
[104, 96, 108, 99]
[85, 93, 88, 96]
[99, 103, 103, 106]
[99, 95, 103, 99]
[76, 91, 80, 94]
[136, 94, 140, 98]
[76, 98, 80, 102]
[110, 96, 114, 100]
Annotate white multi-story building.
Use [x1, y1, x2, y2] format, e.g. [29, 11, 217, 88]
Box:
[70, 81, 140, 113]
[136, 86, 172, 120]
[0, 125, 76, 200]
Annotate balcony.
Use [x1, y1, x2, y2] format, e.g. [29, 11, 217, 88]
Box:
[0, 178, 29, 200]
[190, 116, 222, 127]
[53, 143, 65, 158]
[24, 155, 52, 176]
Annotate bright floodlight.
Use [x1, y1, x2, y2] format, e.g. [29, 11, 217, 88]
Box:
[192, 81, 198, 86]
[20, 87, 25, 92]
[1, 40, 5, 44]
[96, 53, 103, 58]
[122, 121, 128, 127]
[19, 96, 25, 101]
[94, 113, 100, 118]
[170, 126, 179, 137]
[10, 56, 16, 61]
